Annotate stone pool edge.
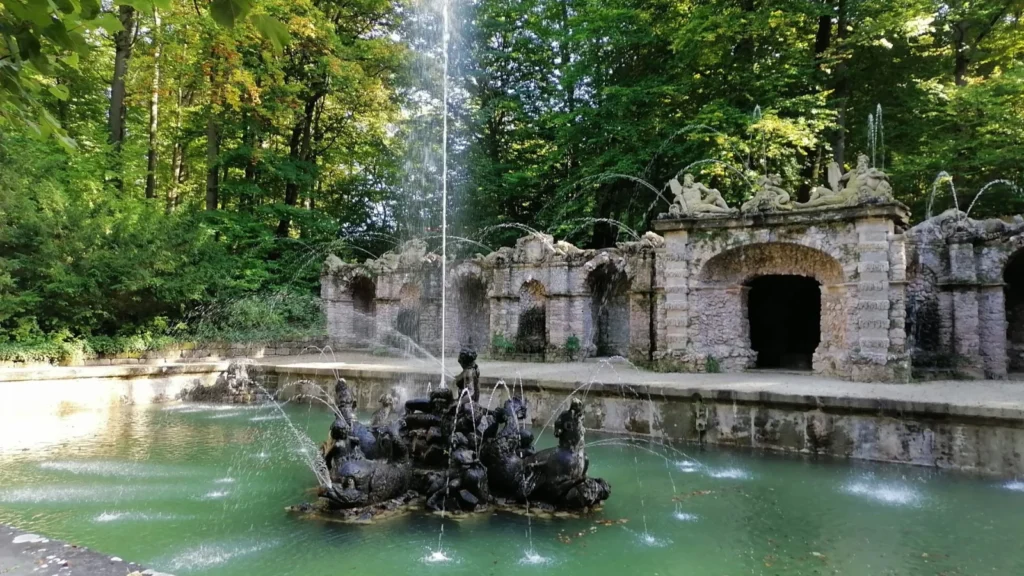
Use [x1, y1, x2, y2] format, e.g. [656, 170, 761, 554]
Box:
[0, 523, 170, 576]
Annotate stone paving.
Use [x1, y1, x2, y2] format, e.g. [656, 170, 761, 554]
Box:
[0, 524, 164, 576]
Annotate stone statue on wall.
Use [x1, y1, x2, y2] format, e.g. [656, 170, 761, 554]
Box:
[840, 154, 894, 202]
[741, 173, 794, 213]
[668, 174, 735, 217]
[797, 161, 854, 209]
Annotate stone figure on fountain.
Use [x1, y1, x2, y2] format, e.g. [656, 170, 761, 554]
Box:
[318, 420, 413, 511]
[668, 174, 735, 217]
[840, 153, 894, 202]
[742, 173, 794, 213]
[521, 397, 611, 510]
[453, 347, 481, 404]
[370, 393, 397, 426]
[301, 358, 611, 519]
[797, 161, 854, 209]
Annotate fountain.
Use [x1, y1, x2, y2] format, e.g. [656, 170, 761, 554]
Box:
[287, 347, 612, 522]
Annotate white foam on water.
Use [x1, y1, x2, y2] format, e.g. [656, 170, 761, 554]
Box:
[673, 512, 698, 522]
[200, 490, 229, 500]
[165, 540, 276, 571]
[206, 412, 243, 420]
[518, 550, 550, 566]
[0, 485, 141, 504]
[249, 414, 285, 422]
[213, 477, 235, 484]
[421, 549, 456, 564]
[1003, 480, 1024, 492]
[633, 530, 672, 548]
[12, 534, 48, 544]
[843, 481, 921, 506]
[249, 452, 271, 460]
[39, 460, 181, 478]
[707, 467, 750, 480]
[675, 460, 701, 473]
[94, 511, 184, 523]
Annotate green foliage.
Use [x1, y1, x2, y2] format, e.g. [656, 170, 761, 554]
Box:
[491, 333, 516, 354]
[565, 334, 581, 354]
[705, 355, 721, 374]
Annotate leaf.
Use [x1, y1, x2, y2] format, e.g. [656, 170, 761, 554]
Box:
[61, 52, 80, 70]
[249, 14, 291, 53]
[80, 0, 102, 19]
[93, 12, 125, 34]
[114, 0, 171, 11]
[210, 0, 253, 27]
[48, 84, 70, 101]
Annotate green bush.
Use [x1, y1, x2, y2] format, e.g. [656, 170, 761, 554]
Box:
[565, 334, 581, 354]
[491, 332, 516, 354]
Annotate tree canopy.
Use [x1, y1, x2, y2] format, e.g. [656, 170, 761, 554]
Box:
[1, 0, 1022, 348]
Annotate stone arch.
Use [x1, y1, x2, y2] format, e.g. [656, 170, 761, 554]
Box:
[698, 242, 845, 285]
[517, 280, 548, 354]
[451, 267, 489, 353]
[586, 257, 631, 357]
[1004, 249, 1024, 372]
[349, 275, 376, 343]
[396, 282, 421, 343]
[693, 242, 848, 372]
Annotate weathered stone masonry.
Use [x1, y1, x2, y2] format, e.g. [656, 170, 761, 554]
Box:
[323, 204, 1024, 383]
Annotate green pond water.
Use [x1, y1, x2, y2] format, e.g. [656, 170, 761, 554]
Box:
[2, 400, 1023, 576]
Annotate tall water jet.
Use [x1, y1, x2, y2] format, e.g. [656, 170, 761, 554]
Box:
[439, 0, 450, 388]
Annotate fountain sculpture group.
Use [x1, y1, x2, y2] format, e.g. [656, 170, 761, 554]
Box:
[297, 348, 611, 522]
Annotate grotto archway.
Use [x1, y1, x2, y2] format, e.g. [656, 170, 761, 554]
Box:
[694, 242, 847, 373]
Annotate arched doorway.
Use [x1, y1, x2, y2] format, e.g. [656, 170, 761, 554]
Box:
[517, 280, 547, 354]
[696, 242, 846, 373]
[587, 264, 630, 357]
[455, 276, 489, 352]
[350, 276, 376, 345]
[746, 275, 821, 369]
[1004, 252, 1024, 372]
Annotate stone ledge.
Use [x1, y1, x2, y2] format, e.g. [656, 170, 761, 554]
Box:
[265, 360, 1024, 424]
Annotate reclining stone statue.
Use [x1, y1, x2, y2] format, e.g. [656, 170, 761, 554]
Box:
[668, 174, 735, 217]
[741, 173, 793, 213]
[797, 161, 853, 208]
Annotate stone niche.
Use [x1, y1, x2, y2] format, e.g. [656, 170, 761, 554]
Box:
[321, 233, 664, 362]
[905, 210, 1024, 379]
[652, 203, 912, 382]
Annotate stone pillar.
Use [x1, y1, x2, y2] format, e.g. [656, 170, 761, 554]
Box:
[947, 242, 984, 378]
[852, 218, 896, 380]
[323, 285, 358, 348]
[978, 284, 1008, 378]
[662, 231, 690, 360]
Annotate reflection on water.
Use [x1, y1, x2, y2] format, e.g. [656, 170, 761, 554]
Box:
[0, 394, 1023, 575]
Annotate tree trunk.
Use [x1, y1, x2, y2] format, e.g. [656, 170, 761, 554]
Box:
[109, 5, 135, 149]
[205, 113, 219, 211]
[145, 9, 162, 200]
[953, 22, 969, 86]
[276, 95, 320, 237]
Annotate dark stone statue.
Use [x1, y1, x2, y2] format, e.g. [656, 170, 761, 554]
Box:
[453, 347, 481, 404]
[522, 397, 611, 510]
[303, 362, 611, 520]
[318, 421, 412, 510]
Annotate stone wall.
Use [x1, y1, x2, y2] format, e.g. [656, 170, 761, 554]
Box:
[652, 204, 911, 381]
[0, 338, 329, 369]
[906, 210, 1024, 379]
[322, 233, 664, 363]
[321, 200, 1024, 382]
